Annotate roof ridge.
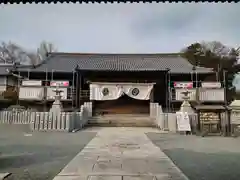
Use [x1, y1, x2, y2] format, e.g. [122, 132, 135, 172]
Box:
[16, 52, 212, 73]
[49, 52, 182, 56]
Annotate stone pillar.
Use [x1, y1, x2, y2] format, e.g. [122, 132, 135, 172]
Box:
[156, 105, 165, 129]
[168, 113, 177, 132]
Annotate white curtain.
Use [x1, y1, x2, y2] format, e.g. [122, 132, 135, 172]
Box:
[90, 84, 123, 100]
[90, 83, 154, 101]
[122, 84, 153, 100]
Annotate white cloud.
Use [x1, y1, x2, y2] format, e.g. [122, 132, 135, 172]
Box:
[0, 3, 239, 53]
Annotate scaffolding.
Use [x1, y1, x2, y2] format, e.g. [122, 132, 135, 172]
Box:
[17, 66, 228, 113]
[167, 69, 227, 112]
[17, 68, 85, 111]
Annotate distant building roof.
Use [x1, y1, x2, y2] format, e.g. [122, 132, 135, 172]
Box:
[17, 52, 213, 74]
[0, 64, 14, 75]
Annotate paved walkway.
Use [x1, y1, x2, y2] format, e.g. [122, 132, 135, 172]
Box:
[53, 127, 189, 180]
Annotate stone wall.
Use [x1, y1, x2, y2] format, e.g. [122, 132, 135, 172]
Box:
[0, 102, 93, 132]
[150, 102, 198, 133]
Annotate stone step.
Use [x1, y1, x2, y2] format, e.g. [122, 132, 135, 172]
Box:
[88, 120, 153, 124]
[89, 117, 153, 122]
[95, 114, 149, 117]
[91, 116, 151, 121]
[89, 119, 152, 123]
[86, 121, 154, 127]
[88, 118, 153, 122]
[87, 115, 154, 127]
[86, 123, 154, 127]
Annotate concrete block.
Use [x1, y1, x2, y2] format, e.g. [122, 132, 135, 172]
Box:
[0, 172, 11, 180]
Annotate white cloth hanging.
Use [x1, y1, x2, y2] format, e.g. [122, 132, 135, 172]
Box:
[90, 84, 123, 100]
[90, 82, 154, 101]
[122, 84, 153, 100]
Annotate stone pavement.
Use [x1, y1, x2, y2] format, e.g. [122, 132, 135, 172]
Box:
[53, 127, 189, 180]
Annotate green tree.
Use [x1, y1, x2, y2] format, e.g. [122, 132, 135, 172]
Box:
[182, 41, 240, 103]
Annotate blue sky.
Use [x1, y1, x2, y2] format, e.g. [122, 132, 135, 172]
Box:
[0, 3, 239, 53]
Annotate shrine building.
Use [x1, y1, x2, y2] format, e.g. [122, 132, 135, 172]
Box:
[15, 52, 226, 115]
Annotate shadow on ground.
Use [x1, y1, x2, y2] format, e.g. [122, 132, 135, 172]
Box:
[0, 124, 96, 180]
[147, 133, 240, 180]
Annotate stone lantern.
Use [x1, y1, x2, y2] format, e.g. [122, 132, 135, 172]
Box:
[49, 86, 63, 114]
[179, 89, 195, 114]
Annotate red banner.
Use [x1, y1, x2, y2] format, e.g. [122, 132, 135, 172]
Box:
[174, 82, 193, 88]
[50, 81, 69, 87]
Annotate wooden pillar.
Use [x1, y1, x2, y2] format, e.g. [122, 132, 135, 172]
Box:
[165, 71, 169, 111]
[150, 85, 154, 103]
[71, 71, 75, 109]
[166, 70, 171, 112]
[75, 71, 80, 109]
[78, 73, 82, 108]
[44, 68, 48, 112]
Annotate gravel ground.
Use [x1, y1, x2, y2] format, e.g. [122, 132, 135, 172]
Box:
[147, 133, 240, 180]
[0, 124, 96, 180]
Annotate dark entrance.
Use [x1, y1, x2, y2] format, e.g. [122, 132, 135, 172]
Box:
[93, 94, 149, 115]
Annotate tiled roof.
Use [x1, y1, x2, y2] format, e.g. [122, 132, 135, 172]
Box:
[17, 53, 212, 74]
[0, 64, 14, 75]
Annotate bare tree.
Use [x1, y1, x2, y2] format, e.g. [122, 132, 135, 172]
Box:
[0, 42, 31, 65]
[201, 41, 233, 58]
[0, 41, 57, 66]
[37, 41, 57, 62]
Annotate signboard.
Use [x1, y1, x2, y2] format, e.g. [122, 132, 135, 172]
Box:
[50, 81, 69, 87]
[22, 80, 42, 86]
[201, 82, 221, 88]
[176, 112, 191, 131]
[174, 82, 193, 88]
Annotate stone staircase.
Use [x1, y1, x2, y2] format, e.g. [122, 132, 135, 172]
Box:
[87, 114, 154, 127]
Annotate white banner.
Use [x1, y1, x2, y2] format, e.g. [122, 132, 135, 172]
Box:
[22, 80, 42, 86]
[176, 112, 191, 131]
[90, 84, 123, 100]
[122, 84, 153, 100]
[201, 82, 221, 88]
[50, 81, 69, 87]
[90, 83, 154, 101]
[174, 82, 193, 88]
